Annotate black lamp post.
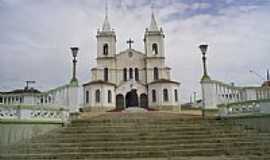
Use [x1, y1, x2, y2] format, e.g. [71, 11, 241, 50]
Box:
[199, 44, 210, 81]
[199, 44, 210, 119]
[70, 47, 79, 84]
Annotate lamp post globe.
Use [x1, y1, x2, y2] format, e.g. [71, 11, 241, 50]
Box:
[199, 44, 208, 55]
[71, 47, 79, 58]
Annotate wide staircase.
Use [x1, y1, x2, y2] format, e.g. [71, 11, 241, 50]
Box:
[1, 112, 270, 160]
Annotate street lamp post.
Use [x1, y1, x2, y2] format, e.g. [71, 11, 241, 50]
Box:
[199, 44, 210, 81]
[199, 44, 210, 119]
[70, 47, 79, 85]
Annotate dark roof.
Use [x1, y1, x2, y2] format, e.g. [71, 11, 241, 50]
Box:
[83, 80, 116, 87]
[148, 79, 180, 85]
[262, 80, 270, 87]
[1, 88, 41, 95]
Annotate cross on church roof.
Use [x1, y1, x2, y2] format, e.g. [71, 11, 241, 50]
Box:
[126, 38, 134, 49]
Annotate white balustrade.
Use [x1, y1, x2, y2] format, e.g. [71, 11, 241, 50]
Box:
[0, 104, 69, 122]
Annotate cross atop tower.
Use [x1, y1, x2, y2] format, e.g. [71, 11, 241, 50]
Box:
[126, 38, 134, 49]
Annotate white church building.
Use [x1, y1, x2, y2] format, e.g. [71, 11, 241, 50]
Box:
[83, 11, 181, 112]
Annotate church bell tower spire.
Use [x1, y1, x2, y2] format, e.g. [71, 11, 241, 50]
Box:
[144, 3, 165, 58]
[96, 0, 116, 58]
[149, 10, 159, 31]
[102, 0, 111, 31]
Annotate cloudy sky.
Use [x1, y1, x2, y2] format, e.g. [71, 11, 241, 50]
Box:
[1, 0, 270, 102]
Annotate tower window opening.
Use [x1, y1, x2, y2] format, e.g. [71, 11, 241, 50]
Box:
[103, 43, 109, 55]
[152, 43, 158, 55]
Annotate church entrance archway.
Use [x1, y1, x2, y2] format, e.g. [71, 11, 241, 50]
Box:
[125, 89, 139, 108]
[116, 94, 124, 109]
[140, 93, 148, 108]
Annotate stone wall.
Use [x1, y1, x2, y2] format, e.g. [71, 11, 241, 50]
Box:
[229, 115, 270, 133]
[0, 120, 63, 149]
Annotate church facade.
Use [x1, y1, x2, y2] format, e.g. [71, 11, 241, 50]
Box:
[83, 12, 180, 112]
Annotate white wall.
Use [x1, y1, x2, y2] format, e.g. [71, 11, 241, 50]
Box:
[148, 82, 180, 108]
[84, 83, 115, 108]
[201, 79, 270, 109]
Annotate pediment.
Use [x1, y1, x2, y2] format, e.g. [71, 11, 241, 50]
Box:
[116, 49, 145, 58]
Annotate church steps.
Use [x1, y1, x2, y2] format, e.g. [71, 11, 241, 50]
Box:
[12, 138, 270, 151]
[3, 113, 270, 159]
[9, 141, 270, 154]
[46, 128, 250, 136]
[30, 133, 269, 143]
[28, 136, 269, 145]
[70, 119, 230, 124]
[64, 123, 248, 131]
[69, 122, 246, 129]
[2, 147, 270, 159]
[65, 123, 243, 129]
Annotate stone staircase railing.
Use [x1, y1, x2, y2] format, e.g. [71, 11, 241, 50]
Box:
[217, 99, 270, 117]
[0, 104, 69, 123]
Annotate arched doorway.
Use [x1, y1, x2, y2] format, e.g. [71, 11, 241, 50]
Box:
[125, 89, 138, 107]
[116, 94, 124, 109]
[140, 93, 148, 108]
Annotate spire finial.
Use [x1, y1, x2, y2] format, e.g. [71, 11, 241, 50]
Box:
[149, 2, 159, 31]
[105, 0, 108, 18]
[151, 1, 154, 15]
[102, 0, 111, 31]
[267, 69, 269, 81]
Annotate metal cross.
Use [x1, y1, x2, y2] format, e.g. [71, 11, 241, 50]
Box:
[126, 38, 134, 49]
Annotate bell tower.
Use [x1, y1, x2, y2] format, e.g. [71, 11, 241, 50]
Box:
[144, 11, 165, 58]
[144, 8, 168, 83]
[96, 1, 116, 58]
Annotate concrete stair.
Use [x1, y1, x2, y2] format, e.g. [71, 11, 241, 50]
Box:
[1, 112, 270, 160]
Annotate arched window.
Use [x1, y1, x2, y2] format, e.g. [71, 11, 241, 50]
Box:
[19, 97, 23, 103]
[129, 68, 133, 79]
[103, 43, 108, 55]
[163, 88, 169, 102]
[123, 68, 127, 81]
[152, 89, 156, 102]
[152, 43, 158, 55]
[108, 90, 112, 103]
[154, 67, 159, 80]
[135, 68, 139, 81]
[48, 96, 52, 103]
[104, 68, 108, 81]
[95, 89, 101, 103]
[174, 89, 178, 102]
[85, 91, 89, 104]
